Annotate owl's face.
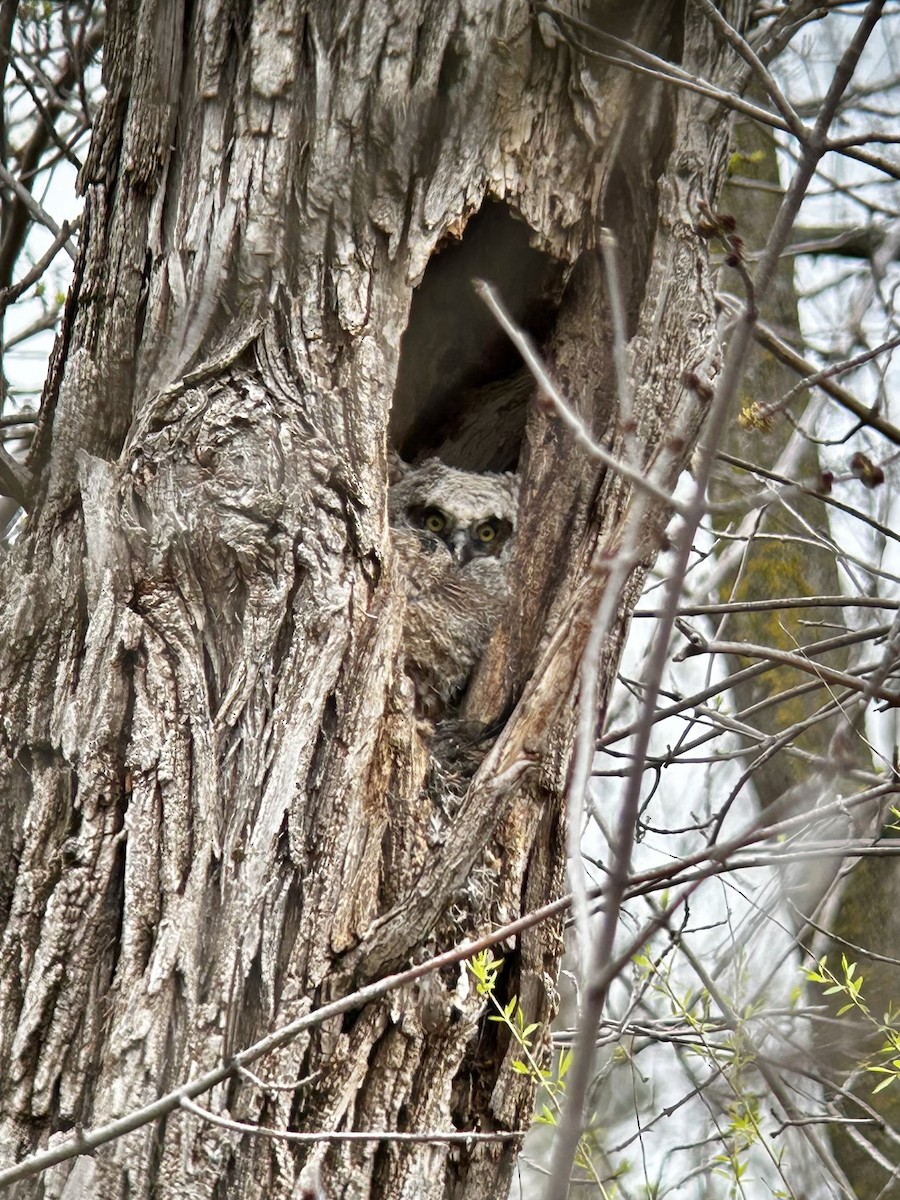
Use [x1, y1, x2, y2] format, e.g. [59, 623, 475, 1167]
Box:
[389, 459, 519, 567]
[389, 458, 519, 712]
[403, 504, 513, 565]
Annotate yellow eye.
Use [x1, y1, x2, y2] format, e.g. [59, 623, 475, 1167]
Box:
[476, 520, 497, 543]
[424, 509, 446, 533]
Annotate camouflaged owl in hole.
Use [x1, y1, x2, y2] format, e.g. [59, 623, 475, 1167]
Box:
[389, 458, 519, 716]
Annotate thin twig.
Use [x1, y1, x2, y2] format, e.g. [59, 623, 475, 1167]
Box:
[683, 633, 900, 706]
[635, 595, 899, 617]
[689, 0, 808, 140]
[180, 1097, 524, 1145]
[474, 280, 686, 514]
[0, 162, 77, 259]
[0, 217, 78, 314]
[599, 624, 889, 750]
[540, 3, 900, 180]
[717, 292, 900, 444]
[599, 228, 637, 466]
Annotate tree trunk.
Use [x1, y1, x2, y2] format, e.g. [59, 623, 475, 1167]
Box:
[0, 2, 739, 1196]
[717, 120, 896, 1195]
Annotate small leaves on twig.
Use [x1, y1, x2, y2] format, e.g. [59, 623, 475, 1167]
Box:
[806, 956, 900, 1095]
[737, 400, 775, 432]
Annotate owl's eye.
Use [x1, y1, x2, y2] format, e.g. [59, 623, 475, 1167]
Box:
[422, 508, 447, 534]
[475, 519, 500, 543]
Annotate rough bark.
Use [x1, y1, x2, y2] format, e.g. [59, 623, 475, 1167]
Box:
[0, 1, 740, 1197]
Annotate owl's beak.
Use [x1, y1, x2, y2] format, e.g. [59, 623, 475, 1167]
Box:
[448, 529, 472, 566]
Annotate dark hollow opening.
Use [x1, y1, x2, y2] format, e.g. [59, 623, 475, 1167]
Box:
[390, 202, 566, 472]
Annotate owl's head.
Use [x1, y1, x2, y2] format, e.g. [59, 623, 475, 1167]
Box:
[388, 458, 519, 566]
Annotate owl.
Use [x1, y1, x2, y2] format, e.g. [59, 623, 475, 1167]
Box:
[389, 458, 519, 715]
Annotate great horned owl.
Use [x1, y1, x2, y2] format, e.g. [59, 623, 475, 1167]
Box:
[389, 458, 519, 715]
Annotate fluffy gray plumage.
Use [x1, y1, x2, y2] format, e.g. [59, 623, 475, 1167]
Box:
[389, 458, 519, 714]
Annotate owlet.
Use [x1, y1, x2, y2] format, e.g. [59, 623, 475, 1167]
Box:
[389, 458, 519, 715]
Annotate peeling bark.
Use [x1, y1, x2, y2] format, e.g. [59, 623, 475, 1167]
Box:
[0, 1, 742, 1196]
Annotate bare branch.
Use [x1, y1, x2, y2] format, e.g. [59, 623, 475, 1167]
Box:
[180, 1097, 524, 1145]
[474, 279, 687, 514]
[0, 161, 76, 259]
